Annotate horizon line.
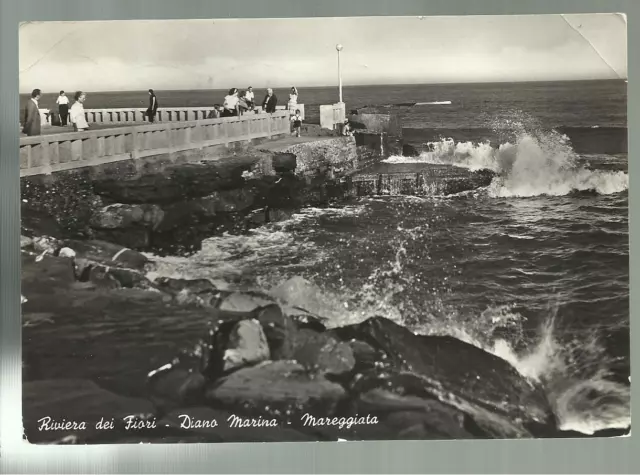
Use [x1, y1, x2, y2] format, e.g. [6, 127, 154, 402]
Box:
[18, 77, 626, 95]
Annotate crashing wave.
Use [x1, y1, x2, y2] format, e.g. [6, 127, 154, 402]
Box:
[384, 129, 628, 198]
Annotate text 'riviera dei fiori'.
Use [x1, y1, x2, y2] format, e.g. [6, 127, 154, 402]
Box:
[37, 413, 379, 431]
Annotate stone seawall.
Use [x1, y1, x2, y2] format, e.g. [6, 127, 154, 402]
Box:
[264, 137, 359, 176]
[20, 137, 363, 254]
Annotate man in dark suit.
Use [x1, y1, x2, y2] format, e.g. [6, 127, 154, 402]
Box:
[22, 89, 42, 136]
[262, 88, 278, 113]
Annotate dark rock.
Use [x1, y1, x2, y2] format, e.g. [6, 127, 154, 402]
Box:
[154, 277, 220, 307]
[20, 206, 64, 239]
[292, 329, 355, 376]
[21, 252, 76, 301]
[271, 152, 297, 173]
[107, 267, 153, 289]
[245, 208, 268, 227]
[64, 239, 149, 270]
[90, 203, 165, 230]
[203, 189, 256, 213]
[346, 371, 531, 439]
[23, 379, 155, 443]
[75, 262, 121, 290]
[92, 157, 262, 204]
[332, 317, 553, 428]
[253, 304, 297, 360]
[31, 236, 63, 254]
[346, 339, 380, 368]
[402, 144, 420, 157]
[290, 312, 327, 332]
[93, 228, 152, 250]
[156, 200, 217, 232]
[357, 391, 474, 440]
[148, 366, 207, 413]
[205, 361, 346, 421]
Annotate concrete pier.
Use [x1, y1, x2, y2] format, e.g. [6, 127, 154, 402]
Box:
[20, 111, 292, 177]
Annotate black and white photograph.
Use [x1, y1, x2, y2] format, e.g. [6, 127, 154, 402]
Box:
[19, 14, 629, 444]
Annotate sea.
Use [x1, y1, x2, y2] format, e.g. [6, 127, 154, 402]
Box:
[23, 80, 630, 437]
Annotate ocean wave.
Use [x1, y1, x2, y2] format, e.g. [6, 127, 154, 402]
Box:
[384, 129, 628, 198]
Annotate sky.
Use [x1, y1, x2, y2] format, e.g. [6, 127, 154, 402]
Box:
[19, 14, 627, 93]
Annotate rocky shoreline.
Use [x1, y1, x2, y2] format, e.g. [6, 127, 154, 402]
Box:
[21, 236, 630, 444]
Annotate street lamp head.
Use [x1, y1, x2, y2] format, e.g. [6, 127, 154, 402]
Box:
[336, 44, 343, 52]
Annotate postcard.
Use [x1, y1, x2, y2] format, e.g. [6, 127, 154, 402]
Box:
[19, 14, 629, 444]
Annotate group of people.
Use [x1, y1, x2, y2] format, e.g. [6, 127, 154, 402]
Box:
[220, 86, 303, 136]
[22, 86, 304, 137]
[22, 89, 90, 136]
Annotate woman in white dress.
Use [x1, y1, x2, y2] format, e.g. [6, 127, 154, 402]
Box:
[69, 91, 89, 132]
[287, 87, 299, 111]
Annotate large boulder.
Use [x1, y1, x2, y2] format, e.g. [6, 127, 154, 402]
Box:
[347, 370, 536, 439]
[252, 304, 297, 359]
[205, 361, 346, 421]
[202, 304, 295, 380]
[331, 317, 554, 429]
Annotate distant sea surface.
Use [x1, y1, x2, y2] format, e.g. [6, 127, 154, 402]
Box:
[23, 80, 630, 437]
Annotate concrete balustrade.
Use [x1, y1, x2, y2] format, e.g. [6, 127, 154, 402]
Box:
[37, 104, 305, 126]
[20, 111, 292, 177]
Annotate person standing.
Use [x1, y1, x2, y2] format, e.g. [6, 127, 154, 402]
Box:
[22, 89, 42, 136]
[245, 86, 255, 110]
[147, 89, 159, 123]
[222, 88, 240, 117]
[287, 86, 299, 111]
[262, 88, 278, 113]
[290, 109, 303, 137]
[56, 91, 70, 126]
[70, 91, 89, 132]
[237, 90, 250, 116]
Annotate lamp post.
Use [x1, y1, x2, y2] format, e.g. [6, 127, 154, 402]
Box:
[336, 43, 343, 104]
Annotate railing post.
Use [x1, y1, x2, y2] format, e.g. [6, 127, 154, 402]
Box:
[89, 133, 99, 159]
[165, 122, 174, 158]
[131, 128, 139, 159]
[41, 138, 52, 173]
[223, 119, 230, 145]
